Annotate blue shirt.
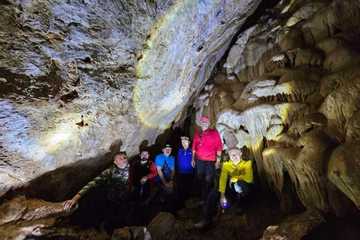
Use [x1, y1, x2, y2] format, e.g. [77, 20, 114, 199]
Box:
[177, 148, 193, 174]
[155, 154, 175, 178]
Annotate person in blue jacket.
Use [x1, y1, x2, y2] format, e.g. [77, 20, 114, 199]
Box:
[176, 136, 194, 207]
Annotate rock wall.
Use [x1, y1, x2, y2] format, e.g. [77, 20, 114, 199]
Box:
[0, 0, 261, 198]
[197, 0, 360, 214]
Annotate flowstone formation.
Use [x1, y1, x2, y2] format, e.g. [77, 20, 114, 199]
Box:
[196, 0, 360, 219]
[0, 0, 261, 199]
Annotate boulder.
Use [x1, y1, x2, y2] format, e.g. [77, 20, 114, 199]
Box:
[261, 210, 324, 240]
[148, 212, 176, 240]
[0, 195, 75, 240]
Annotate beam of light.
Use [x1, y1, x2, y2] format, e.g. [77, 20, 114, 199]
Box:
[134, 0, 258, 129]
[39, 114, 81, 154]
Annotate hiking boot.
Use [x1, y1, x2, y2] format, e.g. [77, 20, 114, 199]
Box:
[194, 219, 211, 229]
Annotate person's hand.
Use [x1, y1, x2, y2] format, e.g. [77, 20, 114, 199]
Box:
[215, 160, 221, 169]
[140, 176, 148, 184]
[191, 159, 196, 168]
[220, 195, 227, 207]
[63, 194, 80, 211]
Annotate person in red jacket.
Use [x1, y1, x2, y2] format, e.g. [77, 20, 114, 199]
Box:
[192, 115, 223, 205]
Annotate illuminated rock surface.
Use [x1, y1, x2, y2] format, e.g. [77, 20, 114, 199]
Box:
[2, 0, 360, 239]
[0, 0, 261, 197]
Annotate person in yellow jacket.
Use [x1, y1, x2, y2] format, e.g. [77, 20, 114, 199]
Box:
[219, 147, 253, 207]
[194, 147, 254, 228]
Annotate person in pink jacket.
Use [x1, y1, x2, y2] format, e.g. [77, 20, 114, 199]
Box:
[192, 115, 223, 205]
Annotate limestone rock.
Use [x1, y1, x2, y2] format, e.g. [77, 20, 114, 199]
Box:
[320, 74, 360, 141]
[148, 212, 176, 240]
[282, 130, 334, 211]
[112, 226, 151, 240]
[0, 195, 75, 240]
[224, 20, 281, 82]
[0, 195, 71, 226]
[319, 66, 360, 98]
[345, 111, 360, 142]
[0, 0, 261, 198]
[261, 210, 325, 240]
[285, 2, 327, 28]
[301, 0, 360, 45]
[324, 46, 360, 72]
[278, 27, 305, 51]
[328, 142, 360, 208]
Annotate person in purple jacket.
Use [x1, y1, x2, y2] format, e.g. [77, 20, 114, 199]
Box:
[176, 136, 194, 208]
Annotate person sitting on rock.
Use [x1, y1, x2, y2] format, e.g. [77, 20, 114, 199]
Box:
[176, 136, 194, 208]
[155, 144, 175, 192]
[195, 147, 253, 228]
[151, 144, 177, 212]
[131, 148, 158, 202]
[63, 151, 135, 230]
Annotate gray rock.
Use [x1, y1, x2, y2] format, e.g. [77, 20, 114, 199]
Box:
[0, 0, 261, 198]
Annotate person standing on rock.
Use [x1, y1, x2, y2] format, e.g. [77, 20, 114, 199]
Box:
[195, 147, 253, 228]
[176, 136, 194, 208]
[192, 115, 223, 205]
[63, 151, 135, 231]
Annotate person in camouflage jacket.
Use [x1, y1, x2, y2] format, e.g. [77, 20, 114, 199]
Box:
[63, 151, 132, 211]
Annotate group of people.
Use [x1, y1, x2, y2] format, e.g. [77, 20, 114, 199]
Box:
[63, 115, 254, 231]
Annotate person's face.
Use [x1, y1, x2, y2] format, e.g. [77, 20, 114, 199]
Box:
[163, 147, 172, 156]
[114, 154, 128, 167]
[140, 151, 149, 160]
[228, 149, 242, 164]
[200, 121, 210, 130]
[181, 139, 190, 149]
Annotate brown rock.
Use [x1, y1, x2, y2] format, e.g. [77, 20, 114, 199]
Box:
[320, 75, 360, 141]
[328, 142, 360, 208]
[0, 196, 71, 226]
[279, 28, 305, 51]
[281, 130, 334, 211]
[317, 37, 344, 55]
[148, 212, 176, 240]
[112, 226, 150, 240]
[324, 46, 360, 72]
[261, 210, 325, 240]
[0, 195, 75, 240]
[286, 48, 324, 68]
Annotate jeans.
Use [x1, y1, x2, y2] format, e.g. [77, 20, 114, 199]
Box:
[204, 180, 252, 220]
[196, 160, 216, 202]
